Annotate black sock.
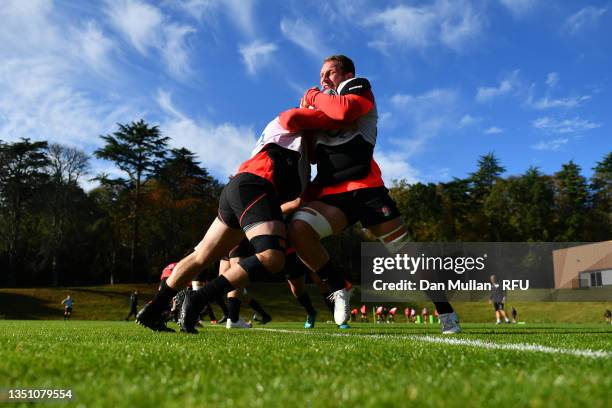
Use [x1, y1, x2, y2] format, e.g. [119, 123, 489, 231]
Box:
[228, 297, 241, 322]
[296, 293, 316, 316]
[193, 275, 236, 307]
[322, 291, 334, 313]
[316, 261, 345, 292]
[434, 302, 454, 315]
[152, 279, 178, 309]
[214, 294, 229, 316]
[248, 299, 269, 318]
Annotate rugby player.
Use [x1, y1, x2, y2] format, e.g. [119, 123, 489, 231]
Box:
[285, 55, 461, 334]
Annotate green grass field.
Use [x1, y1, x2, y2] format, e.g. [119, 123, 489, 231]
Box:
[0, 320, 610, 407]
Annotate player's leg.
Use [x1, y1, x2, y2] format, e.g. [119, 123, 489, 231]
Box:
[137, 217, 244, 332]
[285, 251, 318, 328]
[289, 201, 352, 326]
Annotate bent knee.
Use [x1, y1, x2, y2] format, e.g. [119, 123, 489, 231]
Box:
[256, 249, 285, 274]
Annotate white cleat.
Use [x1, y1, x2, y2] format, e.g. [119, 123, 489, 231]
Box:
[328, 288, 352, 325]
[439, 312, 461, 334]
[226, 318, 252, 329]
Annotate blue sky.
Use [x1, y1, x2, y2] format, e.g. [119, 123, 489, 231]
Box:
[1, 0, 610, 189]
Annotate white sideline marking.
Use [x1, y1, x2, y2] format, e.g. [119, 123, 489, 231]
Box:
[252, 328, 611, 359]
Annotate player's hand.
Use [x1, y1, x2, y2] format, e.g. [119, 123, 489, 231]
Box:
[300, 87, 320, 108]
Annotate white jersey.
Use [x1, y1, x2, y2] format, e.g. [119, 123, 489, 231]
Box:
[250, 117, 310, 195]
[314, 77, 378, 148]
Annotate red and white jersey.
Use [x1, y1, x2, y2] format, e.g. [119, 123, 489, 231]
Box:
[376, 306, 383, 315]
[389, 307, 398, 315]
[351, 308, 358, 315]
[360, 305, 367, 314]
[313, 78, 378, 149]
[410, 308, 416, 317]
[404, 308, 410, 316]
[238, 117, 309, 196]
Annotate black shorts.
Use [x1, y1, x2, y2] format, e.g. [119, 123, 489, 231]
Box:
[493, 302, 505, 311]
[65, 307, 72, 313]
[319, 187, 401, 228]
[218, 173, 283, 230]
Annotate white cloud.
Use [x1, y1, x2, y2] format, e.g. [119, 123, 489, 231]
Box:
[156, 90, 257, 178]
[545, 72, 559, 88]
[459, 114, 479, 127]
[374, 151, 421, 184]
[178, 0, 256, 36]
[388, 88, 459, 156]
[529, 95, 591, 110]
[564, 6, 608, 34]
[280, 18, 332, 58]
[105, 0, 196, 80]
[162, 24, 196, 79]
[239, 41, 278, 75]
[532, 117, 601, 133]
[484, 126, 503, 134]
[365, 0, 485, 52]
[531, 138, 569, 151]
[499, 0, 537, 18]
[476, 70, 519, 102]
[105, 0, 163, 54]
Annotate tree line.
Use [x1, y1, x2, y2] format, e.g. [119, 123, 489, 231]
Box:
[0, 120, 610, 287]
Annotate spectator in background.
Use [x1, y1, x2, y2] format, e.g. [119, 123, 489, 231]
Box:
[125, 291, 139, 321]
[61, 295, 73, 320]
[489, 275, 510, 324]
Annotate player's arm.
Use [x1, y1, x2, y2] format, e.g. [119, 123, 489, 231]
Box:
[279, 108, 348, 133]
[280, 197, 303, 215]
[301, 88, 375, 122]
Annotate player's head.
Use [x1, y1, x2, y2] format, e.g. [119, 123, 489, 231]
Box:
[320, 55, 355, 90]
[490, 274, 497, 284]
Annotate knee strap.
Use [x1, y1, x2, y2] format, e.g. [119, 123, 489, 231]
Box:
[238, 255, 268, 276]
[377, 225, 410, 244]
[292, 207, 333, 239]
[250, 234, 286, 253]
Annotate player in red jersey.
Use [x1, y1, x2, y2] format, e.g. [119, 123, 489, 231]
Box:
[375, 306, 384, 323]
[285, 55, 461, 334]
[137, 109, 347, 333]
[360, 304, 368, 322]
[350, 308, 358, 322]
[388, 307, 397, 323]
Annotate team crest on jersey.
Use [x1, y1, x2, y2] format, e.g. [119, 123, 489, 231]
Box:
[381, 206, 391, 217]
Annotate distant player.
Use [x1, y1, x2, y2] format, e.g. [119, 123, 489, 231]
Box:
[61, 295, 73, 320]
[404, 307, 410, 323]
[350, 308, 358, 322]
[421, 307, 429, 324]
[511, 306, 518, 323]
[489, 275, 510, 324]
[410, 307, 417, 323]
[375, 306, 383, 323]
[388, 307, 397, 323]
[360, 304, 368, 322]
[604, 309, 611, 324]
[125, 290, 139, 321]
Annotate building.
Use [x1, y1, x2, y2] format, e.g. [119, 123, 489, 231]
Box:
[552, 241, 612, 289]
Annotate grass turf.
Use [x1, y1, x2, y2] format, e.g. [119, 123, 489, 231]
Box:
[0, 321, 610, 407]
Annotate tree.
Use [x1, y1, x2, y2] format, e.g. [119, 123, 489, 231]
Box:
[469, 153, 506, 240]
[94, 120, 169, 280]
[553, 161, 588, 241]
[0, 138, 49, 286]
[587, 152, 612, 241]
[46, 144, 90, 285]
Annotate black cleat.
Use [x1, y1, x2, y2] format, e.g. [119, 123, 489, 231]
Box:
[136, 302, 175, 332]
[258, 313, 272, 325]
[180, 291, 205, 334]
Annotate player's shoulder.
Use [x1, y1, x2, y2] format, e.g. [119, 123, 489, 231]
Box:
[337, 77, 372, 96]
